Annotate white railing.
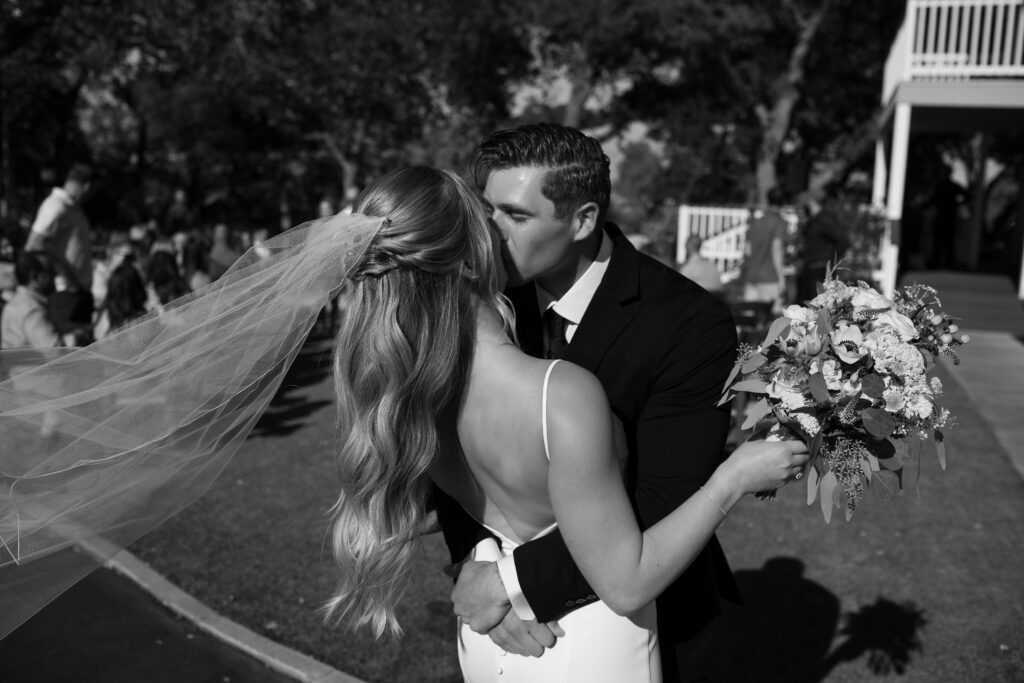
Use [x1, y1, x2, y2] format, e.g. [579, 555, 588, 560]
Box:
[883, 0, 1024, 102]
[677, 205, 799, 282]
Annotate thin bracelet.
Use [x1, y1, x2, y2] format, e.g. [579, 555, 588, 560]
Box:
[699, 486, 729, 517]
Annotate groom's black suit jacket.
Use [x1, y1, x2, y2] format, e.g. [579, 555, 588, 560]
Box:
[436, 222, 741, 681]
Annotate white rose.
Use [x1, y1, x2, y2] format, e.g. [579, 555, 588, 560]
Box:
[908, 395, 934, 420]
[783, 305, 815, 325]
[873, 310, 918, 342]
[851, 288, 891, 311]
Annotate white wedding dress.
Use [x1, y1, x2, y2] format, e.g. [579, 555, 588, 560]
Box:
[456, 361, 662, 683]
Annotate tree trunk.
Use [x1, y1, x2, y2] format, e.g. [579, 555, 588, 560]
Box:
[807, 107, 888, 195]
[754, 0, 833, 204]
[312, 132, 359, 205]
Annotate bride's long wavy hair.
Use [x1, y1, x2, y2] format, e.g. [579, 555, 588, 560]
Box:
[323, 166, 512, 637]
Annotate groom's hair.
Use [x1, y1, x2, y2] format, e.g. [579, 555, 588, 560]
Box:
[472, 123, 611, 224]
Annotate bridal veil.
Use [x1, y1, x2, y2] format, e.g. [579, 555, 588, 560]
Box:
[0, 213, 386, 638]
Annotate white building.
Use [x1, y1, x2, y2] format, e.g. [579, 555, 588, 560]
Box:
[873, 0, 1024, 298]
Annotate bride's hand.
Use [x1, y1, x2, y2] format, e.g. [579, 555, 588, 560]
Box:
[713, 439, 810, 500]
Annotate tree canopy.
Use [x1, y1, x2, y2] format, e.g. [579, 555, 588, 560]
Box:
[1, 0, 906, 233]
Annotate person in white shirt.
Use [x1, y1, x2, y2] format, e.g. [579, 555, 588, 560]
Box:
[25, 164, 96, 343]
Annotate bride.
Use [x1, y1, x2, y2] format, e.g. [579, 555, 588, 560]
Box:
[322, 166, 808, 682]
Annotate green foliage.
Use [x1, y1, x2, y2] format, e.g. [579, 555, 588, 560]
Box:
[2, 0, 531, 228]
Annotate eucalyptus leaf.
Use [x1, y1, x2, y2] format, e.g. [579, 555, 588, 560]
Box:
[871, 468, 901, 499]
[731, 379, 769, 394]
[809, 430, 824, 459]
[935, 430, 946, 470]
[806, 464, 820, 505]
[723, 359, 742, 392]
[808, 372, 831, 404]
[870, 438, 897, 459]
[861, 373, 885, 398]
[742, 353, 768, 373]
[862, 408, 897, 439]
[860, 457, 873, 482]
[819, 470, 837, 523]
[741, 399, 771, 430]
[761, 317, 790, 348]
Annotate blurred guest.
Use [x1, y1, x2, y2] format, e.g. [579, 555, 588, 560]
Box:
[25, 163, 96, 335]
[317, 195, 336, 218]
[1, 251, 66, 349]
[797, 193, 850, 303]
[146, 250, 188, 307]
[207, 223, 240, 281]
[930, 172, 967, 269]
[678, 234, 724, 293]
[91, 231, 133, 311]
[339, 185, 359, 215]
[94, 260, 150, 340]
[165, 188, 194, 236]
[128, 221, 156, 278]
[740, 188, 788, 309]
[181, 233, 212, 292]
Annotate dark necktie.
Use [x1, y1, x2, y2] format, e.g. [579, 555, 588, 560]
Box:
[543, 308, 570, 359]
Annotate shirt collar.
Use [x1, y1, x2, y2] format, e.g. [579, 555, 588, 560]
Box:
[535, 230, 613, 325]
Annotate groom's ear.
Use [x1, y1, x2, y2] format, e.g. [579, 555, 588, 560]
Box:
[570, 202, 599, 243]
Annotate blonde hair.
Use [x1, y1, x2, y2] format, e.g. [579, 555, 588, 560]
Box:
[323, 167, 511, 637]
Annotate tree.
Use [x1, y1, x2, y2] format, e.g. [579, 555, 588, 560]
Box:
[518, 0, 905, 206]
[2, 0, 532, 229]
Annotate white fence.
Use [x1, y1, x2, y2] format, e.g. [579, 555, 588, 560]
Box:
[883, 0, 1024, 102]
[677, 205, 799, 282]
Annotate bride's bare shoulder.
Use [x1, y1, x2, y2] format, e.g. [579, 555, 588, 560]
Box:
[544, 360, 609, 419]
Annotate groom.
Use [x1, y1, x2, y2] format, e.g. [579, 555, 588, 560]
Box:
[435, 123, 742, 682]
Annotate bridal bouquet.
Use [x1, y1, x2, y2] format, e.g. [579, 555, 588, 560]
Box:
[721, 265, 969, 522]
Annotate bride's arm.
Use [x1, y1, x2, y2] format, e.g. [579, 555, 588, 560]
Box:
[546, 363, 805, 615]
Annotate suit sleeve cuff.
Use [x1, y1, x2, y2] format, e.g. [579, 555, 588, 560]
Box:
[496, 555, 536, 621]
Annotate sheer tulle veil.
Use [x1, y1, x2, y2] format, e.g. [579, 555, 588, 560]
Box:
[0, 212, 386, 638]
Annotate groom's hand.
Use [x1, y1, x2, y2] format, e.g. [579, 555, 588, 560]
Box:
[448, 560, 511, 634]
[488, 611, 563, 658]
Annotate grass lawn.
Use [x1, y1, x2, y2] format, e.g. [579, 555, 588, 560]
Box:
[130, 340, 1024, 682]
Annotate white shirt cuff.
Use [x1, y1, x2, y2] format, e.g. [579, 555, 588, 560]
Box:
[496, 555, 536, 621]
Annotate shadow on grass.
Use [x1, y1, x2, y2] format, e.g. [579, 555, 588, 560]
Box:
[251, 339, 334, 438]
[724, 557, 926, 682]
[817, 597, 927, 679]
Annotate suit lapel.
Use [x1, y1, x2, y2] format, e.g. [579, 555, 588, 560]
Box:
[563, 223, 640, 372]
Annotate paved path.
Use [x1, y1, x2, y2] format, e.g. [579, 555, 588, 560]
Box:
[900, 271, 1024, 479]
[944, 330, 1024, 481]
[0, 560, 301, 683]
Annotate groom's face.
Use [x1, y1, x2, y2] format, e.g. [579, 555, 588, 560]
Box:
[482, 166, 575, 287]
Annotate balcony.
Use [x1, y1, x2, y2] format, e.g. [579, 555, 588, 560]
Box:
[883, 0, 1024, 105]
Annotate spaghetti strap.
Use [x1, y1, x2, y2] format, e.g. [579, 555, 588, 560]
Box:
[541, 360, 561, 462]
